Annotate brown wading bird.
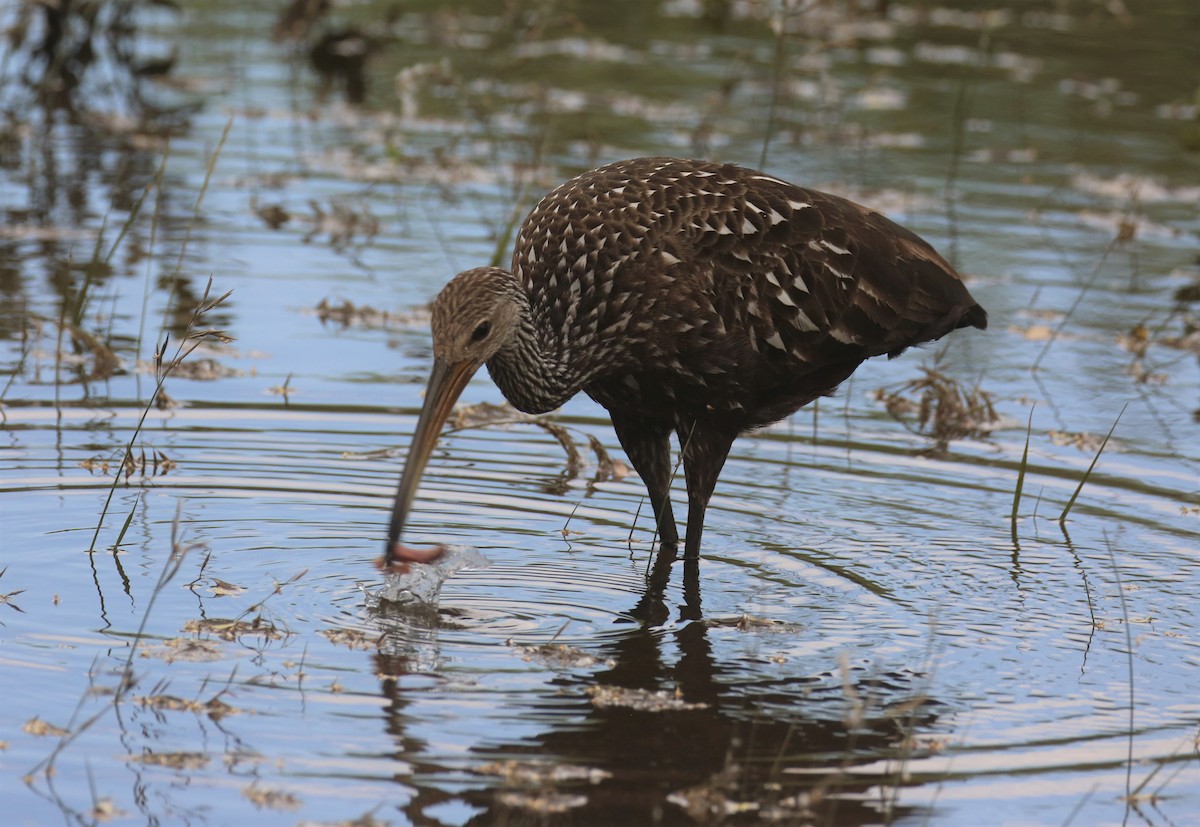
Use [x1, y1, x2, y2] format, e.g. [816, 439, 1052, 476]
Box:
[382, 157, 987, 570]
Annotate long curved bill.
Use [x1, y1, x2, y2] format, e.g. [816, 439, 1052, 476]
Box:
[383, 357, 478, 565]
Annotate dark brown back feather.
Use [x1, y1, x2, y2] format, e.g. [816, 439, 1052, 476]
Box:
[510, 157, 985, 428]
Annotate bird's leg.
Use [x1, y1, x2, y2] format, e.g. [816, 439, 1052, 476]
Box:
[626, 540, 679, 626]
[676, 420, 737, 560]
[609, 415, 679, 547]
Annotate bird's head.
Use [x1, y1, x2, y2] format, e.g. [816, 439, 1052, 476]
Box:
[382, 267, 521, 568]
[429, 266, 521, 368]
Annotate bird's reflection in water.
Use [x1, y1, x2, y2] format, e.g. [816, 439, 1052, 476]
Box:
[370, 546, 941, 825]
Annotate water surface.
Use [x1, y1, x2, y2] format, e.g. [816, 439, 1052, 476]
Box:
[1, 1, 1198, 825]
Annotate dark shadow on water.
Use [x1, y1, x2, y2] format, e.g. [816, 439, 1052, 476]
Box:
[370, 545, 940, 826]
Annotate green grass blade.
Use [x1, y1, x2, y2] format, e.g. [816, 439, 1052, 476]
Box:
[1011, 404, 1035, 545]
[1058, 403, 1127, 524]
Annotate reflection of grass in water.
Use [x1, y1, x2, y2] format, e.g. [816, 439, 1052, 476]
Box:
[5, 99, 240, 826]
[1104, 530, 1137, 826]
[2, 0, 180, 113]
[25, 502, 312, 819]
[25, 503, 202, 797]
[1102, 529, 1196, 822]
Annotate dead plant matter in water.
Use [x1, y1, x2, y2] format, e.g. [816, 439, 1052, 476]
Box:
[1049, 430, 1111, 452]
[446, 401, 626, 484]
[319, 627, 382, 650]
[135, 693, 239, 720]
[79, 447, 176, 481]
[242, 784, 302, 812]
[124, 751, 209, 770]
[494, 791, 588, 815]
[182, 616, 284, 642]
[514, 642, 614, 670]
[584, 684, 709, 711]
[314, 297, 427, 330]
[874, 365, 1000, 452]
[477, 760, 611, 786]
[667, 764, 771, 822]
[0, 567, 27, 618]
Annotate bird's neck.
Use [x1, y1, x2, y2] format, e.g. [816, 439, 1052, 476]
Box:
[486, 293, 583, 415]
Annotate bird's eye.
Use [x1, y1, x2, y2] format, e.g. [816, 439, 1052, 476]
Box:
[470, 321, 491, 343]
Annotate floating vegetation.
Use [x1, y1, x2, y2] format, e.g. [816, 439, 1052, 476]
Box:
[90, 798, 126, 822]
[79, 448, 176, 481]
[124, 751, 210, 771]
[495, 791, 588, 814]
[301, 198, 380, 252]
[243, 784, 302, 812]
[1116, 324, 1151, 358]
[874, 366, 1001, 452]
[1126, 361, 1168, 385]
[22, 717, 69, 738]
[139, 638, 225, 663]
[209, 578, 247, 597]
[584, 684, 709, 712]
[667, 766, 762, 822]
[182, 617, 285, 642]
[135, 693, 239, 720]
[313, 298, 427, 330]
[157, 356, 242, 381]
[514, 642, 614, 670]
[1049, 430, 1111, 452]
[708, 614, 801, 633]
[477, 760, 611, 786]
[319, 628, 382, 650]
[0, 567, 26, 617]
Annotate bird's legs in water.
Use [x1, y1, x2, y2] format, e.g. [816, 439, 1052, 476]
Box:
[627, 541, 703, 625]
[610, 415, 680, 547]
[677, 419, 736, 560]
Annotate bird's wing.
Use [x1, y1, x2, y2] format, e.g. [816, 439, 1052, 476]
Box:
[659, 168, 983, 366]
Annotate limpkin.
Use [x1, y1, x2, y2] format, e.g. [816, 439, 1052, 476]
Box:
[383, 157, 986, 568]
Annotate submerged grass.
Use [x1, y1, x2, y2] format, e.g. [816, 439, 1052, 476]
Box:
[27, 503, 203, 788]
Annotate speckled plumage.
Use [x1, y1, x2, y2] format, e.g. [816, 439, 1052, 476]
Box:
[386, 157, 987, 563]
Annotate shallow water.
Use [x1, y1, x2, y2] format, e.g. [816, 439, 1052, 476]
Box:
[2, 1, 1199, 825]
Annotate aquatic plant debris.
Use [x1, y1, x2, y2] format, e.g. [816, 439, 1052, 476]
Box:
[585, 684, 709, 711]
[515, 642, 615, 670]
[477, 760, 611, 785]
[371, 545, 490, 605]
